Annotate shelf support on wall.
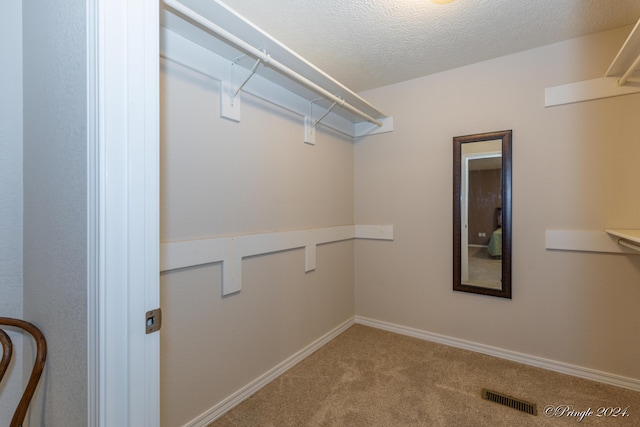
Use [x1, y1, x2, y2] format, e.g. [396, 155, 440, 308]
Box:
[617, 238, 640, 252]
[221, 56, 265, 122]
[232, 57, 263, 98]
[606, 229, 640, 253]
[616, 52, 640, 86]
[305, 98, 343, 145]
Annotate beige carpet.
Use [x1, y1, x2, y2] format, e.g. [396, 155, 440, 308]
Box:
[209, 325, 639, 426]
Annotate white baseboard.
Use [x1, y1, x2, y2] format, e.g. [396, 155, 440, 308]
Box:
[184, 317, 356, 427]
[355, 316, 640, 392]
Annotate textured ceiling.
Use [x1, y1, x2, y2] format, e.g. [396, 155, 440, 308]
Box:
[221, 0, 640, 92]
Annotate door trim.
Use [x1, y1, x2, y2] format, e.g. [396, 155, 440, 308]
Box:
[87, 1, 160, 425]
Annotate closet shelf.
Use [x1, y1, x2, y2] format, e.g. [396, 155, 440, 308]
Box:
[545, 17, 640, 107]
[160, 0, 393, 141]
[605, 229, 640, 252]
[546, 229, 640, 254]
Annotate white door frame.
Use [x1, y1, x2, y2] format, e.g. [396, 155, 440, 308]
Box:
[88, 0, 160, 425]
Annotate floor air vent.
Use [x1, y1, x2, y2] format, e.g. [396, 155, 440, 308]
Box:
[481, 388, 537, 415]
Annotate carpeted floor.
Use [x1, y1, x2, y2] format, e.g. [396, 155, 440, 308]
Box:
[208, 325, 639, 426]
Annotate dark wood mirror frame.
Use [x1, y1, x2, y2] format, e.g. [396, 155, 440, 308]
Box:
[453, 130, 512, 298]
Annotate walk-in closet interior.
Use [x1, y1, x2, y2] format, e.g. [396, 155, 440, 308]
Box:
[3, 1, 640, 426]
[158, 1, 640, 426]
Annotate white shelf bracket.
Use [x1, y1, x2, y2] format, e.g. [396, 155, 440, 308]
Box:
[313, 100, 340, 127]
[304, 100, 317, 145]
[606, 229, 640, 254]
[232, 56, 263, 98]
[221, 62, 241, 122]
[304, 98, 344, 145]
[220, 55, 265, 122]
[618, 238, 640, 252]
[617, 52, 640, 86]
[304, 116, 316, 145]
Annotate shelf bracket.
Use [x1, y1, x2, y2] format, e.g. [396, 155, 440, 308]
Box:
[232, 56, 263, 98]
[304, 98, 344, 145]
[220, 55, 266, 122]
[617, 52, 640, 86]
[617, 238, 640, 252]
[313, 100, 340, 127]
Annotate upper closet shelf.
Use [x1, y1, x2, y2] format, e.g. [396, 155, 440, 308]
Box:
[545, 18, 640, 107]
[160, 0, 393, 142]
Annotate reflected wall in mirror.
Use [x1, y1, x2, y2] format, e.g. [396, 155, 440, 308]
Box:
[453, 130, 512, 298]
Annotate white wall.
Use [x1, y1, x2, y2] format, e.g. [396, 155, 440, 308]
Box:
[160, 58, 356, 427]
[355, 26, 640, 381]
[0, 2, 24, 424]
[22, 0, 88, 424]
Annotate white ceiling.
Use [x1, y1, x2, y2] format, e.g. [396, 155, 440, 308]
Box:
[220, 0, 640, 92]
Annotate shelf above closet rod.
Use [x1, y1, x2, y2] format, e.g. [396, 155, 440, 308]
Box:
[161, 0, 392, 136]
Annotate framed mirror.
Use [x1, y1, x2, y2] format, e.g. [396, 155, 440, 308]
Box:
[453, 130, 512, 298]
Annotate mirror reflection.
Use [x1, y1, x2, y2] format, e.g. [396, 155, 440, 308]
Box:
[462, 141, 502, 289]
[453, 130, 511, 298]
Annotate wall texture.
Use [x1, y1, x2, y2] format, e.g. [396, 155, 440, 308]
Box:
[355, 26, 640, 381]
[22, 0, 88, 424]
[0, 2, 24, 424]
[160, 58, 356, 427]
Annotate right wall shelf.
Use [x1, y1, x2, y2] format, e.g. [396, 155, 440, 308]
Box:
[545, 229, 640, 254]
[543, 19, 640, 255]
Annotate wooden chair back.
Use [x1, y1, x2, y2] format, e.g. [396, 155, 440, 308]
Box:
[0, 317, 47, 427]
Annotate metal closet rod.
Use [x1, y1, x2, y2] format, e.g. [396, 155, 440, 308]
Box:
[164, 0, 383, 127]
